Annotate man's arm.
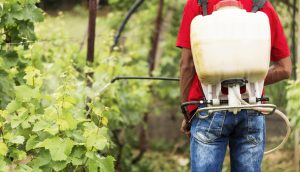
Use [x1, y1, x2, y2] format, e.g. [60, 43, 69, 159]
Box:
[264, 57, 292, 85]
[180, 48, 196, 103]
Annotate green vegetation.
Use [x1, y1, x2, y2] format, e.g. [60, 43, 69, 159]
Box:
[0, 0, 299, 171]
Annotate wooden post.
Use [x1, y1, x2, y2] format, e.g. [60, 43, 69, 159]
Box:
[87, 0, 97, 69]
[86, 0, 97, 87]
[86, 0, 97, 117]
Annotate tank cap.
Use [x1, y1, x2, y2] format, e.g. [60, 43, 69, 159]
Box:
[214, 0, 243, 11]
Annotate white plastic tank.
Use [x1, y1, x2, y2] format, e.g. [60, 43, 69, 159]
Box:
[190, 0, 271, 85]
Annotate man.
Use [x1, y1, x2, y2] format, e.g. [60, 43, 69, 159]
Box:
[177, 0, 292, 171]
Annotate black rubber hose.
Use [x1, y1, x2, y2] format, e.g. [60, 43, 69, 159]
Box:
[111, 0, 145, 51]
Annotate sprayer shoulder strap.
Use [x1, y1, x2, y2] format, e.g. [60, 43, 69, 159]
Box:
[198, 0, 267, 16]
[252, 0, 267, 12]
[198, 0, 208, 16]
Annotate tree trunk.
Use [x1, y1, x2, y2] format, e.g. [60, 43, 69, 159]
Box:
[148, 0, 164, 75]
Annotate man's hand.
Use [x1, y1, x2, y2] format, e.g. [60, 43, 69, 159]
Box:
[180, 119, 191, 138]
[265, 57, 292, 85]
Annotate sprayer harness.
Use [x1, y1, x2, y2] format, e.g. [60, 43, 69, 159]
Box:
[198, 0, 267, 15]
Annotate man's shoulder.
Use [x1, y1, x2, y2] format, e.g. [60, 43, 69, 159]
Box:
[183, 0, 200, 13]
[186, 0, 198, 6]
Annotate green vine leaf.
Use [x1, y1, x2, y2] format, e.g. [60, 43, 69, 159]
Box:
[0, 142, 8, 156]
[32, 119, 51, 132]
[28, 150, 51, 168]
[35, 137, 74, 161]
[99, 156, 115, 172]
[51, 160, 68, 172]
[14, 85, 39, 102]
[57, 112, 77, 131]
[25, 135, 38, 151]
[84, 127, 109, 151]
[9, 135, 25, 145]
[6, 100, 20, 113]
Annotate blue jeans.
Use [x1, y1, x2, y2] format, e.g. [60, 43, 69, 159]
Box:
[190, 109, 266, 172]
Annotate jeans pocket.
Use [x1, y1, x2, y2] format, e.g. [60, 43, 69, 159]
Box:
[247, 110, 265, 145]
[192, 111, 226, 144]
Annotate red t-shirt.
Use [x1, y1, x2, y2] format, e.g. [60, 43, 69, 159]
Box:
[177, 0, 290, 113]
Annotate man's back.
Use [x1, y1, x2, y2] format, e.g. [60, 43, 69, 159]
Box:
[177, 0, 292, 171]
